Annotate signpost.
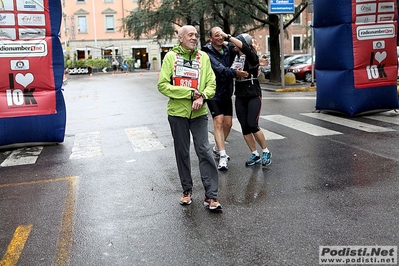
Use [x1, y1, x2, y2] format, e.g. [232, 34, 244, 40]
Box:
[269, 0, 295, 14]
[268, 0, 295, 88]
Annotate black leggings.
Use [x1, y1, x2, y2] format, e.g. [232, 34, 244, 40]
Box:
[235, 96, 262, 135]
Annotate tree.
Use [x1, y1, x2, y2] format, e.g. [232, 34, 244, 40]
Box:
[240, 0, 309, 82]
[122, 0, 258, 46]
[122, 0, 309, 83]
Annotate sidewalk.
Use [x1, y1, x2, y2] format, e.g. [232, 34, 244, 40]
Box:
[260, 80, 316, 92]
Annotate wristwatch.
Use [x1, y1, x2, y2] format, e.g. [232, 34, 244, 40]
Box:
[226, 34, 232, 40]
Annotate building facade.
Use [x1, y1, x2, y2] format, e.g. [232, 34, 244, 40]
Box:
[60, 0, 175, 70]
[60, 0, 312, 70]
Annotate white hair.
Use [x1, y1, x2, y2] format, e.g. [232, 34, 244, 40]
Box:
[178, 25, 196, 37]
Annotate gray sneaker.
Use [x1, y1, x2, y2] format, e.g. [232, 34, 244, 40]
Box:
[212, 148, 230, 161]
[217, 156, 228, 171]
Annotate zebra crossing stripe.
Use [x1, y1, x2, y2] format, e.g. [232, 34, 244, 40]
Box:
[261, 115, 342, 136]
[70, 132, 102, 159]
[302, 113, 395, 132]
[364, 110, 399, 126]
[208, 132, 215, 144]
[125, 127, 165, 152]
[232, 118, 285, 140]
[1, 146, 44, 167]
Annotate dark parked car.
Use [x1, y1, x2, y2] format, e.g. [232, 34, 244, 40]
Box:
[287, 56, 315, 82]
[260, 54, 293, 79]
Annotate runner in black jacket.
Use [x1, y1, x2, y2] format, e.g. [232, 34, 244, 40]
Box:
[202, 27, 248, 171]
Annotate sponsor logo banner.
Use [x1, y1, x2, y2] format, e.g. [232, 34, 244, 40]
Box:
[0, 28, 16, 40]
[352, 0, 397, 89]
[16, 0, 44, 12]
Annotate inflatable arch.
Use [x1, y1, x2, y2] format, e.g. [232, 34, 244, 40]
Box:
[0, 0, 66, 147]
[314, 0, 399, 116]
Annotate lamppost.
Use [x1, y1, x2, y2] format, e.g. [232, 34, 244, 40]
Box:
[309, 0, 315, 87]
[92, 0, 98, 58]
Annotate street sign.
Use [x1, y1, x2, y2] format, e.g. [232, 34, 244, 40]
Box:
[269, 0, 295, 14]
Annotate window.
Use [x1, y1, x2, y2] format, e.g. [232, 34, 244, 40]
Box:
[292, 35, 302, 52]
[76, 0, 85, 3]
[293, 12, 301, 25]
[105, 15, 115, 32]
[77, 16, 87, 33]
[104, 0, 113, 2]
[284, 7, 301, 25]
[102, 8, 117, 32]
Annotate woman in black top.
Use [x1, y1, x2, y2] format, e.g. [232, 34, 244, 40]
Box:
[226, 33, 272, 167]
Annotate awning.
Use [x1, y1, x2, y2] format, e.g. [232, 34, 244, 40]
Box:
[103, 46, 119, 50]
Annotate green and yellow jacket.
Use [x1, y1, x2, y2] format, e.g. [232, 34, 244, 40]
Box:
[158, 44, 216, 119]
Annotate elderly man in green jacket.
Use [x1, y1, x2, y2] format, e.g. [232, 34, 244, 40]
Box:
[158, 25, 222, 211]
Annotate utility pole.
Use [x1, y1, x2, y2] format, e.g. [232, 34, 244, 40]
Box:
[92, 0, 98, 58]
[309, 0, 315, 87]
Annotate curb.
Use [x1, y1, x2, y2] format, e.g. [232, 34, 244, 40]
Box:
[261, 85, 316, 92]
[274, 86, 316, 92]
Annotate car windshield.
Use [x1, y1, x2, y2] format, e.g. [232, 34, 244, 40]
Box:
[284, 56, 298, 64]
[305, 57, 315, 64]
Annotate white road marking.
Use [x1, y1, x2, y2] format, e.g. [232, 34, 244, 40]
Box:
[125, 127, 165, 152]
[261, 115, 342, 136]
[208, 132, 215, 145]
[302, 113, 395, 132]
[70, 132, 103, 159]
[1, 146, 43, 167]
[232, 118, 285, 140]
[364, 110, 399, 126]
[3, 110, 397, 166]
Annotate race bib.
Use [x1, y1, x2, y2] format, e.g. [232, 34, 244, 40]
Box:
[231, 61, 244, 70]
[175, 66, 199, 79]
[174, 65, 199, 89]
[174, 77, 199, 89]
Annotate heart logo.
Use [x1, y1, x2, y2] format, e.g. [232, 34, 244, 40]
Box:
[375, 52, 387, 63]
[15, 73, 34, 88]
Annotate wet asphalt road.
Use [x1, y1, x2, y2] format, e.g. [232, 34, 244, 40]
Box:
[0, 71, 398, 265]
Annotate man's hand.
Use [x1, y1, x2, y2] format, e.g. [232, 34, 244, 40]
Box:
[192, 97, 204, 110]
[193, 90, 203, 100]
[259, 57, 269, 66]
[236, 69, 249, 78]
[192, 90, 204, 110]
